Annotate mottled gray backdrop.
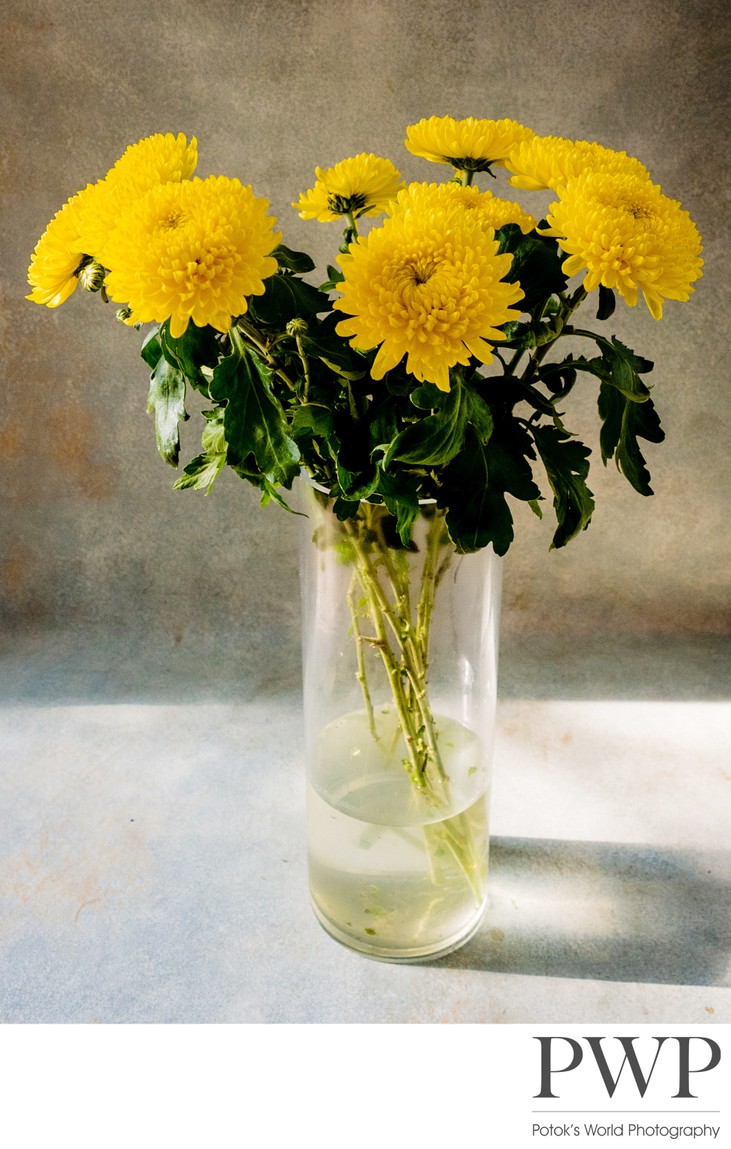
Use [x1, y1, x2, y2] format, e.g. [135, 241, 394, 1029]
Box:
[2, 0, 729, 696]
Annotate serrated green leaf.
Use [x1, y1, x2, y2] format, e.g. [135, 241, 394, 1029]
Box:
[438, 430, 515, 555]
[496, 225, 568, 312]
[597, 382, 664, 495]
[209, 344, 300, 486]
[583, 335, 654, 400]
[147, 356, 188, 466]
[531, 424, 595, 548]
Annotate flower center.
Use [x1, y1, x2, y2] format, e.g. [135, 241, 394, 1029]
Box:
[616, 196, 653, 221]
[407, 257, 438, 286]
[158, 207, 188, 231]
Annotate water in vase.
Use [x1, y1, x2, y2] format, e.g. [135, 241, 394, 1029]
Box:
[307, 707, 489, 960]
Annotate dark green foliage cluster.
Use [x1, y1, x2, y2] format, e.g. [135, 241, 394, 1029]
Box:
[142, 232, 663, 555]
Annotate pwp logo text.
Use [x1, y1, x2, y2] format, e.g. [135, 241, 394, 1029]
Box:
[535, 1036, 722, 1100]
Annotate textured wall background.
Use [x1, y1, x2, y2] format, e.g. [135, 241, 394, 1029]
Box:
[1, 0, 729, 688]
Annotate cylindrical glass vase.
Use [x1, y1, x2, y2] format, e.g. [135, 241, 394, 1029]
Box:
[299, 485, 502, 961]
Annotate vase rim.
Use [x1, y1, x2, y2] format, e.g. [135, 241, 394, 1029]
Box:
[299, 471, 437, 507]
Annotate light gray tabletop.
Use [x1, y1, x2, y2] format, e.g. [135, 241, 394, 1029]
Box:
[2, 630, 728, 1024]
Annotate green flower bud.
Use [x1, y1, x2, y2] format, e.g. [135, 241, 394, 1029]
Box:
[116, 307, 134, 323]
[77, 259, 106, 293]
[286, 318, 309, 337]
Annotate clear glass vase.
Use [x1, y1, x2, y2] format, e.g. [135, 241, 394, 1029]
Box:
[299, 484, 502, 961]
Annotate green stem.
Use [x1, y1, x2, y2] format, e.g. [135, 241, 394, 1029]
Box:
[294, 331, 312, 400]
[343, 510, 452, 801]
[342, 517, 429, 791]
[520, 286, 588, 386]
[346, 572, 379, 744]
[233, 318, 297, 392]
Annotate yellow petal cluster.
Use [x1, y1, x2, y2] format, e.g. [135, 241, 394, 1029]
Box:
[81, 133, 199, 263]
[334, 182, 524, 391]
[405, 115, 534, 173]
[102, 176, 281, 337]
[541, 171, 703, 318]
[505, 134, 649, 192]
[26, 184, 99, 308]
[294, 154, 404, 222]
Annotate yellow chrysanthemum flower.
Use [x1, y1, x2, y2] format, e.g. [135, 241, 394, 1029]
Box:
[447, 184, 537, 234]
[405, 115, 534, 174]
[81, 133, 198, 263]
[541, 171, 703, 318]
[293, 154, 404, 222]
[333, 182, 524, 392]
[102, 176, 281, 338]
[505, 135, 649, 192]
[26, 183, 102, 308]
[388, 181, 536, 234]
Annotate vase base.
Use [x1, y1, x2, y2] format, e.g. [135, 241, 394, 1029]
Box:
[310, 894, 488, 964]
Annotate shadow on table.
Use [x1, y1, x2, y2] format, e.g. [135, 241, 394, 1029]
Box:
[435, 837, 731, 987]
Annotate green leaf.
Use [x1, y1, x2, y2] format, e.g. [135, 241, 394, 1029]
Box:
[583, 335, 654, 401]
[290, 403, 336, 441]
[300, 334, 366, 380]
[596, 285, 616, 321]
[382, 380, 492, 470]
[140, 327, 163, 370]
[438, 430, 516, 555]
[173, 412, 227, 494]
[335, 457, 379, 501]
[376, 471, 421, 546]
[159, 321, 220, 391]
[410, 383, 447, 410]
[274, 244, 316, 274]
[496, 224, 568, 312]
[531, 424, 595, 548]
[147, 355, 188, 466]
[209, 344, 300, 487]
[248, 273, 328, 326]
[383, 384, 468, 468]
[479, 414, 541, 503]
[320, 264, 345, 291]
[597, 382, 664, 495]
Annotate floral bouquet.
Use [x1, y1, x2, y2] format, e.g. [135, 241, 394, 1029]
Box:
[27, 117, 703, 957]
